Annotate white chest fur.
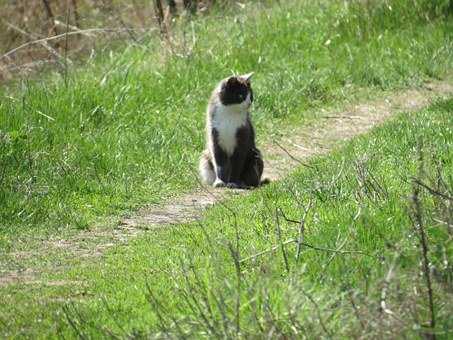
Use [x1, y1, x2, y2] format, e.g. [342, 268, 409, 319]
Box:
[211, 104, 248, 156]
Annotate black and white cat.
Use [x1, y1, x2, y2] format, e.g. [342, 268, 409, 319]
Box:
[199, 73, 267, 189]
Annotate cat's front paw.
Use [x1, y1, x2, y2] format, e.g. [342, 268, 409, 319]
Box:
[226, 182, 244, 189]
[213, 179, 226, 188]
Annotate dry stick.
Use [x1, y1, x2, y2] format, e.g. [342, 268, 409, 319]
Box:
[114, 11, 139, 43]
[263, 289, 282, 336]
[294, 215, 306, 263]
[0, 28, 145, 62]
[295, 199, 313, 262]
[278, 209, 300, 225]
[239, 238, 371, 264]
[275, 208, 290, 273]
[348, 290, 366, 331]
[4, 22, 67, 67]
[412, 180, 436, 338]
[153, 0, 166, 36]
[41, 0, 59, 39]
[54, 19, 84, 33]
[318, 232, 348, 282]
[273, 140, 314, 169]
[378, 250, 407, 331]
[64, 0, 71, 85]
[380, 252, 398, 316]
[300, 288, 332, 337]
[412, 177, 453, 201]
[70, 0, 80, 28]
[280, 206, 307, 262]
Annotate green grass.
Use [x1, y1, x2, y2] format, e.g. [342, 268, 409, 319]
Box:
[1, 0, 452, 240]
[1, 0, 453, 337]
[2, 94, 452, 339]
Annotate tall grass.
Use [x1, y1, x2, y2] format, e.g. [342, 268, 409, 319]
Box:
[96, 98, 453, 338]
[1, 0, 452, 237]
[4, 94, 451, 339]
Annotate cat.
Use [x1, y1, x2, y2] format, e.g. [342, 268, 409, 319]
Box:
[199, 72, 267, 189]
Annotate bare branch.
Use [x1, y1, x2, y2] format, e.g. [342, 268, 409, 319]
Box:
[273, 140, 314, 168]
[275, 208, 290, 273]
[1, 28, 147, 62]
[41, 0, 59, 38]
[411, 179, 436, 338]
[70, 0, 81, 28]
[239, 237, 372, 264]
[412, 177, 453, 201]
[4, 22, 68, 67]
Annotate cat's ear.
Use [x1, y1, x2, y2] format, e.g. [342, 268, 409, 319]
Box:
[240, 72, 254, 82]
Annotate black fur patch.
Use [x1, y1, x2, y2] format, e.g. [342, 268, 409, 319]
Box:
[219, 77, 253, 105]
[210, 117, 263, 187]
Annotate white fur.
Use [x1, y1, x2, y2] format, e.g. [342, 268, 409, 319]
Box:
[213, 178, 226, 187]
[199, 157, 216, 185]
[209, 93, 251, 156]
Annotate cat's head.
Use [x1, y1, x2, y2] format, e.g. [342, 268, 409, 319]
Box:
[219, 73, 254, 108]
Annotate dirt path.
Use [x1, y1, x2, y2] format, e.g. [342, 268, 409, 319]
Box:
[2, 80, 453, 286]
[120, 80, 453, 227]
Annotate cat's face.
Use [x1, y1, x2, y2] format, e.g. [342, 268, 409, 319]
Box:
[219, 73, 254, 108]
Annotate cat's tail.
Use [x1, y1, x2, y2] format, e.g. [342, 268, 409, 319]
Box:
[260, 177, 271, 186]
[199, 150, 216, 186]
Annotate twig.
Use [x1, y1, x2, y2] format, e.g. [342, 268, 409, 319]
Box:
[380, 252, 398, 316]
[279, 209, 301, 225]
[41, 0, 59, 39]
[275, 208, 290, 273]
[239, 238, 371, 264]
[54, 19, 83, 33]
[70, 0, 80, 28]
[411, 179, 436, 338]
[153, 0, 167, 37]
[1, 28, 146, 61]
[300, 288, 332, 337]
[5, 22, 67, 67]
[64, 0, 71, 85]
[273, 140, 314, 168]
[295, 199, 313, 262]
[3, 59, 57, 72]
[318, 232, 348, 281]
[412, 177, 453, 201]
[348, 290, 366, 330]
